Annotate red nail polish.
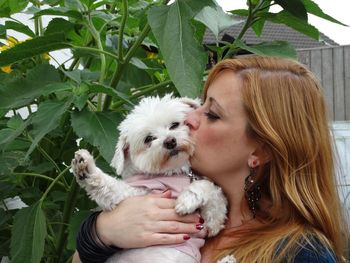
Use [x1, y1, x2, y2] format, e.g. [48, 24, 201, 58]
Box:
[196, 224, 204, 230]
[183, 235, 190, 240]
[199, 217, 204, 224]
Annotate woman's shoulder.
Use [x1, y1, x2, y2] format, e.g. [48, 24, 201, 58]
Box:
[292, 241, 336, 263]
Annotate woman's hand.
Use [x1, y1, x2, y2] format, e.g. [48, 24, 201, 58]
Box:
[96, 190, 203, 248]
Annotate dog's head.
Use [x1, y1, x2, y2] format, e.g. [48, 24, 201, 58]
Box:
[111, 94, 200, 178]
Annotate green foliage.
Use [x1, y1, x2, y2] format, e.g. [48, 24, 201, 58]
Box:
[0, 0, 344, 262]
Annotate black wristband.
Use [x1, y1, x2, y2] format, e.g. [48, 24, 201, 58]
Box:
[76, 211, 121, 263]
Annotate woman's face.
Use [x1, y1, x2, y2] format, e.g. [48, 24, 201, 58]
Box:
[186, 70, 257, 186]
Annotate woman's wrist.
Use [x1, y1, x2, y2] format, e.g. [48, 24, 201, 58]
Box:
[76, 211, 121, 263]
[95, 210, 115, 246]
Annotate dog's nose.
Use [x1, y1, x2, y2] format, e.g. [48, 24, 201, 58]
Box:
[163, 137, 177, 149]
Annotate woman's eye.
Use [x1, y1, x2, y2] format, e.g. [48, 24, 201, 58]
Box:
[204, 111, 220, 121]
[169, 122, 180, 130]
[144, 135, 156, 144]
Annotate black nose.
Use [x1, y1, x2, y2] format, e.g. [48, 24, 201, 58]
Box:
[163, 137, 177, 149]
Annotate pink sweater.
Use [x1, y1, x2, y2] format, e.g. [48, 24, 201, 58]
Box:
[125, 174, 205, 262]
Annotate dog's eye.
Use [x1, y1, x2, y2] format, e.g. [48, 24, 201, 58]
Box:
[169, 122, 180, 130]
[144, 135, 156, 144]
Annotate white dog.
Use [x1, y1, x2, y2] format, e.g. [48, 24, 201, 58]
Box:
[71, 94, 228, 263]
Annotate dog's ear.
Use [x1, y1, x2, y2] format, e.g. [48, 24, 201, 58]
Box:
[110, 134, 129, 175]
[179, 97, 201, 109]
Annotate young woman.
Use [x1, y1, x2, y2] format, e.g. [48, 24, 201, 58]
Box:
[74, 55, 348, 262]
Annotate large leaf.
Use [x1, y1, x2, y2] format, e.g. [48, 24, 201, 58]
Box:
[0, 64, 63, 110]
[0, 33, 70, 67]
[8, 0, 29, 14]
[10, 201, 47, 263]
[234, 39, 297, 59]
[301, 0, 347, 26]
[194, 5, 243, 40]
[251, 0, 272, 37]
[26, 98, 74, 158]
[265, 11, 319, 40]
[148, 0, 216, 98]
[0, 151, 26, 176]
[71, 110, 123, 162]
[0, 117, 31, 151]
[67, 210, 92, 250]
[32, 6, 83, 20]
[4, 21, 35, 38]
[275, 0, 307, 21]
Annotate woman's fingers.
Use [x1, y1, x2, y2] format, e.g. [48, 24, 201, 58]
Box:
[152, 208, 201, 224]
[149, 233, 193, 246]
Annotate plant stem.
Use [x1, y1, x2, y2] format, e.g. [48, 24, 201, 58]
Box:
[112, 80, 173, 109]
[223, 0, 255, 59]
[103, 24, 151, 110]
[40, 166, 71, 202]
[85, 14, 107, 111]
[14, 173, 66, 189]
[36, 143, 62, 174]
[118, 0, 128, 61]
[55, 179, 80, 263]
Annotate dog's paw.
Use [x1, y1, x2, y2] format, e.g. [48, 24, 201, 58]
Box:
[175, 191, 202, 215]
[71, 149, 96, 180]
[217, 255, 236, 263]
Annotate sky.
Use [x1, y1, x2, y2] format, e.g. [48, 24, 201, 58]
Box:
[216, 0, 350, 45]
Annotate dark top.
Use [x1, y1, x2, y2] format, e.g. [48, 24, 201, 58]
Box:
[289, 241, 337, 263]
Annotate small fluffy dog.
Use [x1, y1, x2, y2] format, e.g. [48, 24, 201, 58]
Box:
[71, 94, 228, 263]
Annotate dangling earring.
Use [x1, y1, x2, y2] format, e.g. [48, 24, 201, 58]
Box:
[244, 166, 261, 218]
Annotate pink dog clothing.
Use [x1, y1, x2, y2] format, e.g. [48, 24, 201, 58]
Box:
[125, 174, 205, 262]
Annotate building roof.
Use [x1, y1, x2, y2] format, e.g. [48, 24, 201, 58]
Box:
[203, 20, 338, 49]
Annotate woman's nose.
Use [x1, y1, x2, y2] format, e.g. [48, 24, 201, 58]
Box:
[185, 110, 200, 130]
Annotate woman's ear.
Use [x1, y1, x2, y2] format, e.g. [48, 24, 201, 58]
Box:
[248, 143, 271, 167]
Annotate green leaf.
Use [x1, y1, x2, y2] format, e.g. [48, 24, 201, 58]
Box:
[0, 24, 5, 38]
[0, 151, 26, 176]
[26, 98, 73, 158]
[252, 0, 272, 37]
[301, 0, 347, 26]
[65, 0, 87, 12]
[275, 0, 307, 21]
[234, 39, 297, 59]
[194, 5, 243, 40]
[0, 33, 70, 67]
[229, 9, 249, 17]
[61, 69, 99, 84]
[0, 64, 61, 110]
[67, 210, 92, 250]
[4, 21, 35, 38]
[44, 18, 76, 37]
[71, 110, 124, 162]
[148, 0, 214, 97]
[0, 117, 31, 151]
[265, 11, 319, 40]
[0, 0, 11, 17]
[10, 202, 47, 263]
[86, 82, 135, 107]
[8, 0, 29, 14]
[32, 7, 83, 20]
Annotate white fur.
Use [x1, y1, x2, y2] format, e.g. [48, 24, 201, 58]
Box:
[71, 94, 228, 262]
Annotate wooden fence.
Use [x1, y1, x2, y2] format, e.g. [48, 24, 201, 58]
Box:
[297, 45, 350, 121]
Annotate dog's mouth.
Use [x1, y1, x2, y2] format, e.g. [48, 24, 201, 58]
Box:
[169, 149, 179, 157]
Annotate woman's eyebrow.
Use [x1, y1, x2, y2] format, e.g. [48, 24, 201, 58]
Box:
[208, 97, 224, 112]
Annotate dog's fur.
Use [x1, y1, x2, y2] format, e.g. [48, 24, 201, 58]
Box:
[71, 94, 228, 263]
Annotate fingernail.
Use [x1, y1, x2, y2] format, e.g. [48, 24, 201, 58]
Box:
[199, 217, 204, 224]
[162, 188, 169, 193]
[196, 224, 204, 230]
[183, 235, 191, 240]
